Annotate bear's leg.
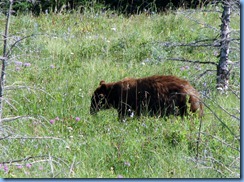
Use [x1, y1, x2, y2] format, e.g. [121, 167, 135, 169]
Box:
[179, 104, 188, 118]
[117, 106, 127, 121]
[117, 105, 135, 121]
[177, 95, 188, 118]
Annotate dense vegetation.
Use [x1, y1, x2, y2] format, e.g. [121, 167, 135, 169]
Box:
[1, 0, 216, 15]
[0, 3, 240, 178]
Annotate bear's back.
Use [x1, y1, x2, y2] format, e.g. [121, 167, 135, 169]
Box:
[136, 75, 189, 92]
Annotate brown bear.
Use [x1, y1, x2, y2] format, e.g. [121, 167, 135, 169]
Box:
[90, 75, 203, 120]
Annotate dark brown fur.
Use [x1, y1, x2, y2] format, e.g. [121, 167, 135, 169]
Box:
[90, 75, 203, 119]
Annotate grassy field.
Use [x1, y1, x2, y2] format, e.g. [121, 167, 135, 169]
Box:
[0, 5, 240, 178]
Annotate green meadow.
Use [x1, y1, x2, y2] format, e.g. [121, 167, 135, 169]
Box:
[0, 5, 240, 178]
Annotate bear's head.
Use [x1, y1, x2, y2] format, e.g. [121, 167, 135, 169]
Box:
[90, 80, 111, 115]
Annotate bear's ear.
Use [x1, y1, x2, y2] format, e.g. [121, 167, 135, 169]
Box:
[99, 81, 107, 93]
[100, 80, 105, 85]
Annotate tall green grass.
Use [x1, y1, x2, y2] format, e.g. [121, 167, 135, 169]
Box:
[0, 6, 240, 178]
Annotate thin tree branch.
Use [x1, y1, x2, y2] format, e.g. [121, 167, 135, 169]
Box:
[179, 10, 219, 32]
[155, 38, 239, 48]
[155, 38, 220, 47]
[6, 32, 60, 58]
[208, 156, 238, 176]
[201, 101, 236, 137]
[228, 86, 240, 99]
[69, 156, 76, 177]
[1, 115, 36, 122]
[5, 84, 55, 99]
[201, 132, 239, 152]
[0, 0, 13, 123]
[204, 94, 240, 121]
[49, 153, 55, 177]
[197, 69, 216, 79]
[1, 136, 67, 145]
[6, 34, 36, 58]
[0, 56, 7, 61]
[196, 115, 203, 161]
[1, 155, 70, 171]
[1, 155, 49, 164]
[166, 58, 218, 66]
